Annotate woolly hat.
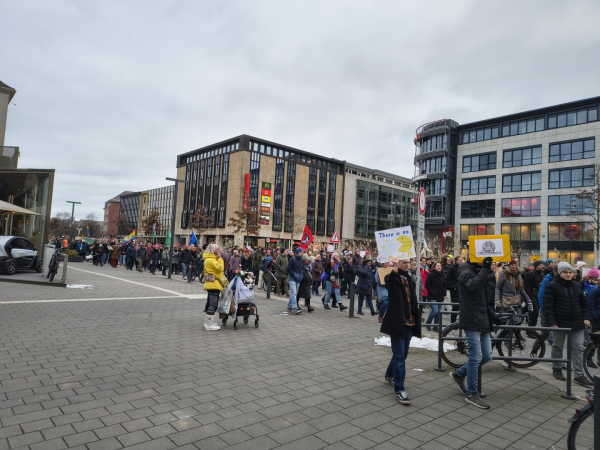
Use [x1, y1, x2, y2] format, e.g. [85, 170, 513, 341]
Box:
[533, 260, 545, 268]
[588, 267, 600, 278]
[302, 254, 310, 262]
[557, 261, 574, 274]
[576, 261, 587, 269]
[295, 248, 303, 255]
[509, 259, 519, 266]
[546, 259, 555, 266]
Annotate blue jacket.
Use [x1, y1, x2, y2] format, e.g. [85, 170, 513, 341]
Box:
[260, 256, 273, 272]
[537, 273, 554, 313]
[125, 245, 136, 258]
[587, 285, 600, 321]
[375, 268, 388, 303]
[287, 255, 303, 282]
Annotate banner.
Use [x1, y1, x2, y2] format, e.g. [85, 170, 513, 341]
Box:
[299, 224, 313, 250]
[375, 226, 415, 262]
[468, 234, 511, 263]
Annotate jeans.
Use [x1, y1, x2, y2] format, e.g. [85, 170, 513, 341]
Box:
[358, 294, 375, 313]
[323, 280, 342, 305]
[455, 331, 492, 395]
[379, 299, 388, 319]
[288, 279, 300, 310]
[426, 299, 440, 325]
[181, 262, 188, 278]
[551, 329, 584, 378]
[119, 254, 126, 265]
[385, 326, 414, 392]
[126, 257, 135, 270]
[312, 281, 321, 295]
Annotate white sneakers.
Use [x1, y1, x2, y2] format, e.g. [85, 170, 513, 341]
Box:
[204, 314, 221, 331]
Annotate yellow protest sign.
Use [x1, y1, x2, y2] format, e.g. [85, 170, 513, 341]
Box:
[468, 234, 511, 263]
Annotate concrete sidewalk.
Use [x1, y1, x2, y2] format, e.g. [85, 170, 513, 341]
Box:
[0, 265, 584, 449]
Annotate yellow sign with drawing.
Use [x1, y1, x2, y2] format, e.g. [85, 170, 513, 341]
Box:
[374, 226, 415, 262]
[468, 234, 511, 263]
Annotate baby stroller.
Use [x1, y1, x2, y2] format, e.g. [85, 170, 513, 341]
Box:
[220, 271, 259, 330]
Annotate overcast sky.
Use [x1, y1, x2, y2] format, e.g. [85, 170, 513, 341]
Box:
[2, 0, 600, 220]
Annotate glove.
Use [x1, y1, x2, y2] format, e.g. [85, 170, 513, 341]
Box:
[526, 302, 533, 313]
[495, 299, 501, 310]
[482, 257, 493, 270]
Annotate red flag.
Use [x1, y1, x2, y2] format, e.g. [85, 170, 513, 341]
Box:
[299, 224, 313, 250]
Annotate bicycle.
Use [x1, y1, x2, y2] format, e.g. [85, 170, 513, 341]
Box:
[441, 306, 546, 369]
[566, 388, 594, 449]
[583, 330, 600, 381]
[46, 248, 63, 282]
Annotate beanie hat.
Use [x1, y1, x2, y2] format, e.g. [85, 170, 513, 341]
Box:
[533, 260, 544, 268]
[509, 259, 518, 266]
[576, 261, 587, 269]
[295, 248, 303, 255]
[546, 259, 555, 266]
[588, 267, 600, 278]
[302, 254, 309, 262]
[557, 262, 574, 274]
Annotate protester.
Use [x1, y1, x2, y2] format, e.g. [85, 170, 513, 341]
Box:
[356, 257, 376, 316]
[312, 254, 323, 295]
[161, 247, 170, 276]
[523, 260, 547, 330]
[382, 258, 421, 405]
[495, 259, 533, 313]
[375, 262, 391, 324]
[110, 242, 121, 268]
[449, 256, 493, 409]
[323, 253, 348, 311]
[286, 248, 304, 314]
[425, 262, 445, 331]
[202, 244, 225, 331]
[275, 248, 290, 297]
[297, 254, 314, 312]
[180, 246, 192, 279]
[544, 262, 593, 386]
[446, 256, 463, 323]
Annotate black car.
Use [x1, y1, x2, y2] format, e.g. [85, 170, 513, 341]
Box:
[0, 236, 44, 275]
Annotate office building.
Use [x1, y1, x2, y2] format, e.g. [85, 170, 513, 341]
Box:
[102, 191, 133, 237]
[415, 96, 600, 266]
[138, 185, 174, 239]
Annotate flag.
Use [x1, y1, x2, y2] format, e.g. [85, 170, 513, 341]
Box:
[190, 230, 197, 245]
[86, 224, 90, 237]
[123, 229, 136, 243]
[299, 224, 313, 250]
[165, 228, 171, 247]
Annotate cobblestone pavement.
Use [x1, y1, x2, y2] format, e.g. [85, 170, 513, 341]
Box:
[0, 263, 586, 449]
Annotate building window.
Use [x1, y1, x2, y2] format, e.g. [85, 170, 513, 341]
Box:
[549, 194, 595, 216]
[422, 178, 447, 196]
[417, 156, 447, 175]
[500, 117, 544, 137]
[181, 164, 191, 228]
[272, 158, 285, 232]
[197, 160, 205, 208]
[503, 146, 542, 168]
[502, 172, 541, 192]
[326, 168, 336, 236]
[218, 154, 228, 227]
[419, 134, 448, 152]
[501, 223, 540, 242]
[461, 126, 500, 144]
[249, 152, 260, 207]
[462, 152, 496, 173]
[284, 156, 296, 233]
[549, 166, 595, 189]
[210, 156, 221, 228]
[461, 176, 495, 195]
[461, 199, 495, 218]
[548, 107, 598, 129]
[501, 197, 541, 217]
[307, 166, 317, 232]
[317, 166, 327, 235]
[204, 158, 213, 212]
[548, 222, 595, 266]
[549, 138, 595, 163]
[460, 224, 495, 240]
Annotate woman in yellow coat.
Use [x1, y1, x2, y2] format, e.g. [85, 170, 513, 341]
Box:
[203, 244, 225, 330]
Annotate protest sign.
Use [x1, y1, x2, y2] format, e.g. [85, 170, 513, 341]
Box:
[468, 234, 511, 263]
[375, 226, 415, 262]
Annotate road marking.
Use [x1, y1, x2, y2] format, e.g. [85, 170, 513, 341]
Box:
[0, 296, 185, 304]
[69, 267, 195, 297]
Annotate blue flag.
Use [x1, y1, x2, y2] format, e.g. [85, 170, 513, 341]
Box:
[190, 230, 197, 245]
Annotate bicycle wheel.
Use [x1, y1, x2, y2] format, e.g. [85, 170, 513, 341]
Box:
[496, 329, 545, 368]
[567, 405, 594, 450]
[441, 323, 469, 368]
[49, 263, 57, 282]
[583, 342, 600, 381]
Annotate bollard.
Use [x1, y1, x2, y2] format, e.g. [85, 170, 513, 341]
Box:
[348, 283, 355, 317]
[435, 307, 445, 372]
[562, 330, 576, 400]
[267, 272, 271, 299]
[595, 375, 600, 450]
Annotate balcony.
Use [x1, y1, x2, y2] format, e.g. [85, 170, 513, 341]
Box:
[414, 148, 448, 163]
[414, 119, 458, 142]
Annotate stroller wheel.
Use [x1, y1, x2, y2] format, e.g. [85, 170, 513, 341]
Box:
[244, 316, 249, 325]
[255, 319, 259, 328]
[222, 317, 227, 326]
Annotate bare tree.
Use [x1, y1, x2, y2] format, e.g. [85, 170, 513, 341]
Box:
[228, 191, 261, 236]
[85, 212, 101, 238]
[189, 206, 212, 235]
[142, 206, 162, 236]
[49, 211, 71, 237]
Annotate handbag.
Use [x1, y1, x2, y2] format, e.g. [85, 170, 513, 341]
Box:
[204, 273, 216, 283]
[501, 295, 521, 309]
[219, 275, 229, 287]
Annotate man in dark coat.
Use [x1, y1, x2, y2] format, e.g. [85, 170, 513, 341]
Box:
[544, 261, 592, 386]
[523, 260, 546, 328]
[382, 258, 421, 405]
[445, 256, 463, 323]
[449, 257, 493, 409]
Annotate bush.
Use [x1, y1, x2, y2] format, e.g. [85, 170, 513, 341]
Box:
[62, 250, 80, 257]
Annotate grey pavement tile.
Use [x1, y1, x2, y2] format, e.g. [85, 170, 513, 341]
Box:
[86, 437, 124, 450]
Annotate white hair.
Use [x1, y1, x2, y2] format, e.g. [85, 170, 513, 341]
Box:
[207, 244, 219, 254]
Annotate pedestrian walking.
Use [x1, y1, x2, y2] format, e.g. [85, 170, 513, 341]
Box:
[425, 262, 446, 331]
[137, 244, 147, 273]
[161, 247, 170, 276]
[382, 258, 421, 405]
[110, 242, 121, 268]
[322, 253, 348, 311]
[356, 257, 376, 316]
[312, 254, 323, 295]
[275, 248, 290, 297]
[297, 254, 314, 312]
[202, 244, 224, 331]
[286, 248, 304, 314]
[446, 256, 463, 323]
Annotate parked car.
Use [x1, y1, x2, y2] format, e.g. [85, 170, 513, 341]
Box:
[0, 236, 43, 275]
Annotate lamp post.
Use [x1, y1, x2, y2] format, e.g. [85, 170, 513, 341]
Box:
[67, 201, 81, 244]
[166, 177, 185, 279]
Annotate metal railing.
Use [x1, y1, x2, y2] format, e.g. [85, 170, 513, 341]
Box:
[421, 301, 576, 400]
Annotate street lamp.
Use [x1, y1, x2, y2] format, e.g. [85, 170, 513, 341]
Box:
[166, 177, 185, 279]
[67, 201, 81, 243]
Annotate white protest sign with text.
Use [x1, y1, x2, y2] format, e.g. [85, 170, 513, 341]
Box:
[375, 226, 415, 262]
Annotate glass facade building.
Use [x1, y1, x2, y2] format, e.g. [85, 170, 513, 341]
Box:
[119, 192, 140, 236]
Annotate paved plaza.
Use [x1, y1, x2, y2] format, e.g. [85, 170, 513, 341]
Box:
[0, 264, 587, 449]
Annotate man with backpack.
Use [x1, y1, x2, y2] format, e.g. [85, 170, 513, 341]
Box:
[287, 248, 304, 314]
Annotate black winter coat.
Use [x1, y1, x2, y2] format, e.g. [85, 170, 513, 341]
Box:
[543, 276, 590, 330]
[425, 270, 446, 301]
[356, 263, 372, 296]
[524, 269, 545, 303]
[381, 269, 421, 339]
[458, 262, 493, 332]
[241, 255, 253, 271]
[298, 267, 312, 300]
[343, 262, 355, 283]
[446, 263, 459, 290]
[150, 249, 160, 265]
[485, 273, 496, 308]
[180, 250, 192, 264]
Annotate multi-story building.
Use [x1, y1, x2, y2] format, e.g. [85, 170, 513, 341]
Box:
[174, 135, 345, 249]
[416, 96, 600, 266]
[413, 119, 459, 253]
[118, 192, 140, 236]
[102, 191, 133, 237]
[138, 185, 174, 239]
[342, 163, 415, 246]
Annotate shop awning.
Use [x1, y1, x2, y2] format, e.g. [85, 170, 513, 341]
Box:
[0, 200, 41, 216]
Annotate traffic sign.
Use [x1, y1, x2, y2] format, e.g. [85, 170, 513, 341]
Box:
[418, 215, 425, 230]
[417, 229, 425, 243]
[330, 230, 340, 243]
[418, 188, 426, 215]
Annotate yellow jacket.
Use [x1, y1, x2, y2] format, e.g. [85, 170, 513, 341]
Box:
[203, 252, 225, 291]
